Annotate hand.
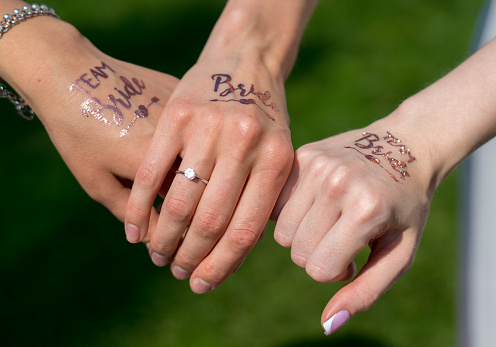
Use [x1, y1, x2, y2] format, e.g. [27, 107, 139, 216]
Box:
[0, 18, 179, 223]
[125, 60, 293, 293]
[272, 126, 432, 335]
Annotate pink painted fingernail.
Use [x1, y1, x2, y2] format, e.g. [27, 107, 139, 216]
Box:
[171, 265, 192, 280]
[323, 310, 351, 335]
[125, 224, 140, 243]
[192, 278, 213, 294]
[151, 252, 169, 267]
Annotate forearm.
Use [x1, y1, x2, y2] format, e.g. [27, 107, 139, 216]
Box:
[0, 0, 99, 117]
[198, 0, 318, 80]
[367, 37, 496, 193]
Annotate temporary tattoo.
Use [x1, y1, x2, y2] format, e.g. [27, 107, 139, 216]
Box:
[210, 73, 279, 121]
[345, 146, 399, 182]
[69, 62, 115, 94]
[108, 77, 146, 110]
[120, 96, 160, 137]
[209, 98, 275, 121]
[81, 97, 123, 126]
[69, 62, 158, 136]
[345, 131, 416, 182]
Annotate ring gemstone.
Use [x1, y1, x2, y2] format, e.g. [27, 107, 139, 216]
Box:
[184, 168, 196, 180]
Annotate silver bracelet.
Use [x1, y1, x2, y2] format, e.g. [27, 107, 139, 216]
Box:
[0, 4, 59, 120]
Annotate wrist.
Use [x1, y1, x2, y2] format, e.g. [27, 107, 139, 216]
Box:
[0, 16, 104, 109]
[367, 95, 470, 196]
[198, 0, 316, 81]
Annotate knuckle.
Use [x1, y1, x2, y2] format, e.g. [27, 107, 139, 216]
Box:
[305, 261, 331, 283]
[290, 251, 308, 269]
[321, 165, 350, 195]
[236, 113, 264, 140]
[201, 260, 225, 283]
[136, 161, 159, 188]
[305, 259, 345, 283]
[228, 222, 261, 252]
[230, 114, 264, 157]
[273, 230, 292, 248]
[126, 201, 148, 221]
[261, 135, 294, 170]
[194, 211, 227, 241]
[294, 143, 315, 164]
[167, 99, 194, 127]
[354, 192, 389, 226]
[174, 252, 199, 270]
[150, 238, 174, 255]
[164, 195, 192, 223]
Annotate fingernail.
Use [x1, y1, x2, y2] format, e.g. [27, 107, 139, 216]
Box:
[151, 252, 169, 267]
[192, 278, 213, 294]
[323, 310, 351, 335]
[171, 265, 192, 280]
[125, 224, 140, 243]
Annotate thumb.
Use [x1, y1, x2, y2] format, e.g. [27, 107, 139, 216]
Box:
[101, 173, 160, 244]
[321, 230, 417, 335]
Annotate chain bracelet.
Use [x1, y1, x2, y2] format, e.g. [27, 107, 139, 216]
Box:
[0, 79, 34, 120]
[0, 4, 59, 120]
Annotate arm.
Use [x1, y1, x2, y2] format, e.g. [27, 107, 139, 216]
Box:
[126, 0, 317, 293]
[0, 0, 179, 222]
[273, 36, 496, 335]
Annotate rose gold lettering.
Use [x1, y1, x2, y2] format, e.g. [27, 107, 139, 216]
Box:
[355, 133, 380, 149]
[81, 97, 124, 126]
[345, 131, 417, 182]
[90, 62, 115, 79]
[80, 74, 100, 89]
[210, 73, 279, 121]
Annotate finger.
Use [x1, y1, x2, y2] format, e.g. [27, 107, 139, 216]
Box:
[290, 192, 342, 268]
[125, 119, 181, 244]
[158, 156, 182, 198]
[170, 157, 248, 280]
[150, 161, 212, 267]
[305, 199, 392, 284]
[320, 228, 418, 335]
[91, 172, 132, 222]
[188, 167, 285, 294]
[273, 169, 315, 248]
[88, 172, 161, 244]
[271, 155, 300, 221]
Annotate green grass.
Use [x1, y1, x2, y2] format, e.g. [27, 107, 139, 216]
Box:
[0, 0, 484, 346]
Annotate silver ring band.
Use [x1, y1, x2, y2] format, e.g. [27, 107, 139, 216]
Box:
[176, 168, 209, 184]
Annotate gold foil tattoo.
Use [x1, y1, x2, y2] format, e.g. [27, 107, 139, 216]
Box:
[69, 62, 159, 137]
[345, 132, 416, 182]
[210, 73, 279, 121]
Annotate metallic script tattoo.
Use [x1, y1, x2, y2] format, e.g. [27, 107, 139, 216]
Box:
[345, 131, 416, 182]
[210, 73, 279, 121]
[69, 61, 159, 137]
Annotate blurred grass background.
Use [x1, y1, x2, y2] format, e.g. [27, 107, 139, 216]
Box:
[0, 0, 485, 346]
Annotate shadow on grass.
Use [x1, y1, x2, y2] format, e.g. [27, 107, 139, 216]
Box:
[280, 334, 392, 347]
